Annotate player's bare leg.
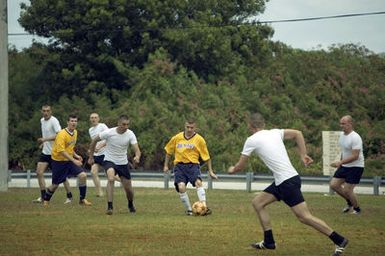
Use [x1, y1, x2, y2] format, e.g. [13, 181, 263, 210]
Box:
[105, 168, 115, 214]
[90, 163, 103, 197]
[121, 177, 136, 213]
[251, 192, 277, 250]
[330, 178, 353, 212]
[33, 162, 49, 203]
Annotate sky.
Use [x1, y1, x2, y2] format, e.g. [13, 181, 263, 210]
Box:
[7, 0, 385, 53]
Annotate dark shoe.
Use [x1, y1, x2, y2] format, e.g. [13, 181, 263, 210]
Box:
[129, 206, 136, 213]
[203, 208, 212, 216]
[342, 205, 352, 213]
[186, 210, 193, 216]
[106, 208, 113, 215]
[332, 238, 348, 256]
[251, 241, 276, 250]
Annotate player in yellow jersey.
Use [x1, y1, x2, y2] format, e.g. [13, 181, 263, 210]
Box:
[163, 119, 217, 215]
[43, 114, 91, 206]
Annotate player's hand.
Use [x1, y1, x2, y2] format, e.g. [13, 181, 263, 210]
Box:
[76, 155, 83, 162]
[133, 156, 140, 164]
[209, 171, 218, 180]
[73, 159, 82, 167]
[87, 157, 94, 165]
[330, 161, 340, 168]
[163, 166, 169, 173]
[37, 138, 44, 144]
[228, 166, 236, 174]
[302, 155, 313, 167]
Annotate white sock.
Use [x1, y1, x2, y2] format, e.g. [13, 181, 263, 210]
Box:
[197, 187, 206, 204]
[179, 192, 192, 211]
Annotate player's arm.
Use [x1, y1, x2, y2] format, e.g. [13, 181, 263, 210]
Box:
[95, 141, 107, 153]
[163, 153, 172, 173]
[132, 143, 141, 164]
[228, 155, 249, 174]
[284, 129, 313, 166]
[331, 149, 360, 168]
[205, 159, 218, 179]
[88, 135, 101, 165]
[60, 151, 82, 167]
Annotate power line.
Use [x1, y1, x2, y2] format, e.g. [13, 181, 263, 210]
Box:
[8, 11, 385, 36]
[259, 11, 385, 23]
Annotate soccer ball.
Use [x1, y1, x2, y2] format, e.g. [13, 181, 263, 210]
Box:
[192, 201, 207, 216]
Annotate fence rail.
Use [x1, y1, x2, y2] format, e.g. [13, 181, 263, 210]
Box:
[7, 170, 385, 195]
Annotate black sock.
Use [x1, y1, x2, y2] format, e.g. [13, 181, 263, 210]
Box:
[128, 200, 134, 208]
[44, 189, 54, 201]
[108, 202, 113, 210]
[66, 192, 73, 199]
[346, 199, 352, 206]
[329, 231, 345, 246]
[264, 229, 275, 245]
[40, 190, 46, 199]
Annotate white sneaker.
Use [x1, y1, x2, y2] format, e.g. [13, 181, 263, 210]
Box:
[32, 197, 42, 203]
[64, 198, 72, 204]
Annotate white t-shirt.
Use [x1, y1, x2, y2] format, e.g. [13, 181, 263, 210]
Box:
[40, 116, 61, 155]
[241, 129, 298, 185]
[339, 131, 365, 167]
[99, 127, 138, 165]
[89, 123, 109, 156]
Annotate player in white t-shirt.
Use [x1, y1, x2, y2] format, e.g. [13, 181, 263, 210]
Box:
[330, 115, 364, 214]
[88, 115, 141, 215]
[88, 113, 109, 197]
[32, 105, 73, 204]
[228, 113, 348, 256]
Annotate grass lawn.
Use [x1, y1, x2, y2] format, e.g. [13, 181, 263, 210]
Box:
[0, 187, 384, 255]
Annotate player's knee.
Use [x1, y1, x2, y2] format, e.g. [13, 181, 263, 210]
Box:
[296, 213, 312, 225]
[78, 172, 87, 180]
[329, 181, 339, 190]
[195, 179, 202, 187]
[252, 197, 263, 211]
[91, 167, 98, 175]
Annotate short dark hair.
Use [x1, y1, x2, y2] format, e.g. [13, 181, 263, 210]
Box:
[118, 115, 129, 122]
[68, 114, 78, 121]
[249, 113, 265, 129]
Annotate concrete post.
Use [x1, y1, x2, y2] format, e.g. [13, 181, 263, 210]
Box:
[0, 0, 9, 192]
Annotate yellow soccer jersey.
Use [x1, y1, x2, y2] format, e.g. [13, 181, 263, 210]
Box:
[164, 132, 210, 165]
[51, 128, 78, 161]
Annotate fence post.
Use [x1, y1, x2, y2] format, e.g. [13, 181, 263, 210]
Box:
[7, 169, 11, 182]
[207, 173, 212, 190]
[26, 169, 31, 188]
[164, 172, 170, 189]
[246, 172, 253, 192]
[373, 176, 381, 196]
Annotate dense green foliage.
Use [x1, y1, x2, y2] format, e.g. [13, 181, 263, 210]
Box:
[8, 1, 385, 176]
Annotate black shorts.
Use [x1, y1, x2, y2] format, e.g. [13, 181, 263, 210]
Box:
[38, 154, 51, 163]
[103, 161, 131, 180]
[333, 166, 364, 184]
[264, 175, 305, 207]
[173, 163, 201, 192]
[93, 155, 105, 165]
[51, 160, 85, 185]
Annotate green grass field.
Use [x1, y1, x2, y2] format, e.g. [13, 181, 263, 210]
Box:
[1, 187, 385, 256]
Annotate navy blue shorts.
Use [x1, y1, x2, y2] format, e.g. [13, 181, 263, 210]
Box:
[93, 155, 105, 165]
[173, 163, 201, 192]
[103, 161, 131, 180]
[38, 153, 51, 163]
[264, 175, 305, 207]
[333, 166, 364, 184]
[51, 160, 85, 185]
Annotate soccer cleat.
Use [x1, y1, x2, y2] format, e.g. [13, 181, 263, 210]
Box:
[43, 200, 49, 207]
[64, 198, 72, 204]
[129, 206, 136, 213]
[203, 208, 212, 216]
[332, 238, 349, 256]
[106, 208, 113, 215]
[342, 205, 352, 213]
[79, 199, 92, 206]
[251, 241, 276, 250]
[32, 197, 43, 203]
[186, 210, 193, 216]
[351, 209, 361, 215]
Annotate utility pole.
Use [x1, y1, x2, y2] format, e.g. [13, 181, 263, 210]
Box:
[0, 0, 9, 191]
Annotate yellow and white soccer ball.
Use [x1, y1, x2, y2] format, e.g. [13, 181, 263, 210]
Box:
[192, 201, 207, 216]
